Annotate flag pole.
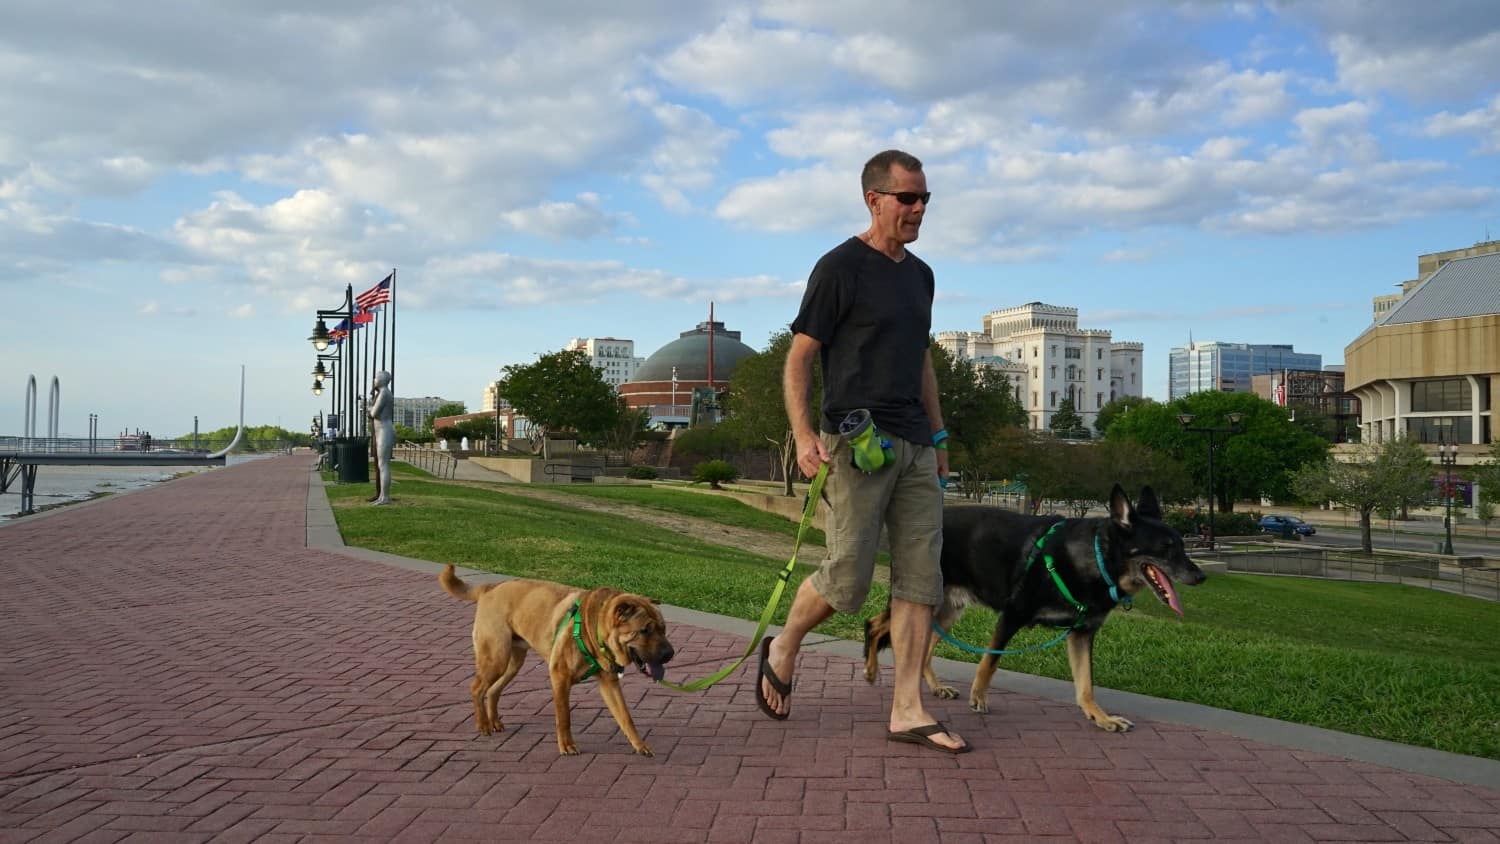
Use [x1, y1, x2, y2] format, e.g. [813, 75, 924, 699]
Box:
[389, 268, 396, 395]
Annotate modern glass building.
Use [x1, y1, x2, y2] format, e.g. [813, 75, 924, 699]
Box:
[1168, 342, 1322, 400]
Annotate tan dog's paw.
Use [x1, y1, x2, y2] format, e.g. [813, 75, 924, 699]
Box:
[968, 691, 991, 714]
[558, 740, 580, 755]
[632, 743, 654, 757]
[932, 683, 958, 700]
[1086, 710, 1134, 732]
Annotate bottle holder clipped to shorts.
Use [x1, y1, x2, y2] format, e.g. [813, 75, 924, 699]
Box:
[839, 409, 894, 473]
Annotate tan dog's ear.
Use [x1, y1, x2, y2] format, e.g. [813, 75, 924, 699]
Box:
[614, 602, 638, 622]
[649, 598, 662, 605]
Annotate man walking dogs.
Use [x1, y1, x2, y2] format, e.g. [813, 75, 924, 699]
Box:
[758, 150, 968, 754]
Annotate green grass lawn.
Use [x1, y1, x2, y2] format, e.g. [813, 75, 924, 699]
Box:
[330, 466, 1500, 760]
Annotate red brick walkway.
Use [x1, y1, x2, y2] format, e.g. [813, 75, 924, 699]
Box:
[2, 456, 1498, 842]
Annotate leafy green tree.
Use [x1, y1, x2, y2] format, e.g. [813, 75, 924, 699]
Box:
[1108, 390, 1326, 512]
[1094, 395, 1154, 436]
[719, 330, 820, 495]
[1291, 437, 1434, 554]
[454, 417, 495, 446]
[930, 341, 1027, 449]
[423, 403, 467, 433]
[395, 423, 430, 444]
[1474, 439, 1500, 511]
[497, 350, 623, 446]
[672, 426, 741, 462]
[1048, 396, 1086, 438]
[602, 403, 650, 463]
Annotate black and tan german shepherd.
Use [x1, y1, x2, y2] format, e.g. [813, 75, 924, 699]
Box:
[864, 484, 1204, 732]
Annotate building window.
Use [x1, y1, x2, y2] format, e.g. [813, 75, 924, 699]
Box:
[1098, 348, 1103, 360]
[1032, 391, 1038, 407]
[1050, 391, 1057, 407]
[1065, 347, 1081, 359]
[1131, 373, 1136, 385]
[1097, 368, 1103, 380]
[1050, 345, 1057, 356]
[1050, 365, 1057, 378]
[1411, 379, 1472, 412]
[1032, 347, 1037, 358]
[1096, 393, 1103, 409]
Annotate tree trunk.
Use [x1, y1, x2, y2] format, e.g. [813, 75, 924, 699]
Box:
[1359, 508, 1373, 554]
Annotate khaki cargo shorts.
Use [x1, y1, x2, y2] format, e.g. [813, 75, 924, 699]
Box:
[808, 430, 944, 613]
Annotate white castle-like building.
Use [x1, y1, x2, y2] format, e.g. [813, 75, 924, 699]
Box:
[937, 302, 1144, 432]
[567, 337, 644, 389]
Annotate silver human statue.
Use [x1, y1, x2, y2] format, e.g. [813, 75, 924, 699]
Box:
[368, 370, 395, 505]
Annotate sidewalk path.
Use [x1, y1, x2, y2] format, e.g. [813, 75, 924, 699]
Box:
[1, 455, 1497, 843]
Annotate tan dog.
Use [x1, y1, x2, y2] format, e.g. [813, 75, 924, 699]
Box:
[439, 566, 674, 756]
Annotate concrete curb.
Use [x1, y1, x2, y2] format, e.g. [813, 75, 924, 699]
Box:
[305, 469, 1500, 791]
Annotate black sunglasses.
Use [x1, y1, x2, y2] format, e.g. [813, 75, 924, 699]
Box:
[872, 189, 931, 206]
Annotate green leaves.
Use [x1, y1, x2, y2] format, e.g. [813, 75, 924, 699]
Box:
[497, 349, 624, 447]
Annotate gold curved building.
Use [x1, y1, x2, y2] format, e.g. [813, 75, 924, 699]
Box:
[1345, 246, 1499, 454]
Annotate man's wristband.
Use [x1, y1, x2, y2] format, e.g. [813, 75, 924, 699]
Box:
[935, 441, 948, 450]
[932, 428, 949, 446]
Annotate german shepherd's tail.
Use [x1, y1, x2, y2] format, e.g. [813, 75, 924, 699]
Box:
[439, 564, 498, 602]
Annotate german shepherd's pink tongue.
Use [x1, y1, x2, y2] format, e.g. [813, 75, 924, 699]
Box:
[1145, 564, 1183, 616]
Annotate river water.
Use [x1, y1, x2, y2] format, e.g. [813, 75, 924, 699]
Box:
[0, 464, 213, 520]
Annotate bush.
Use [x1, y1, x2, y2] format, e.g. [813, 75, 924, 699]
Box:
[625, 466, 658, 480]
[1163, 507, 1262, 538]
[693, 460, 740, 490]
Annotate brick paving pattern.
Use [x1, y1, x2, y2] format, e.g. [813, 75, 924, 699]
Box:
[2, 455, 1497, 842]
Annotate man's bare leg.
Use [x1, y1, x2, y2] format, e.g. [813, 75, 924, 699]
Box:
[888, 597, 965, 750]
[760, 578, 835, 717]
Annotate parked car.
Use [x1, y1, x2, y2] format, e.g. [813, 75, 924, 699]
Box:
[1258, 514, 1316, 536]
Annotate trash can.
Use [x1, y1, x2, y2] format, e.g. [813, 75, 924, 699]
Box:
[335, 437, 370, 483]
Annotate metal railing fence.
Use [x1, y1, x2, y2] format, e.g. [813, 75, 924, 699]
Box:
[1206, 545, 1499, 602]
[395, 445, 457, 479]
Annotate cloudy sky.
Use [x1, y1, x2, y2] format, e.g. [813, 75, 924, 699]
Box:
[3, 1, 1498, 437]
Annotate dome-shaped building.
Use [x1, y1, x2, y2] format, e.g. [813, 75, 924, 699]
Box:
[620, 320, 758, 426]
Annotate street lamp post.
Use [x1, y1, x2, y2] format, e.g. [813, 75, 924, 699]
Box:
[310, 285, 364, 481]
[1440, 437, 1458, 555]
[1177, 411, 1245, 550]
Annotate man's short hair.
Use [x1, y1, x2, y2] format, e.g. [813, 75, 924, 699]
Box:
[861, 150, 923, 193]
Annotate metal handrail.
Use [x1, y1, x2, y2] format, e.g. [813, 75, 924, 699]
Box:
[394, 445, 457, 479]
[1206, 546, 1499, 602]
[0, 436, 292, 454]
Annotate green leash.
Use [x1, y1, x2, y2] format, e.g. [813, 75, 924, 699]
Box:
[656, 463, 828, 693]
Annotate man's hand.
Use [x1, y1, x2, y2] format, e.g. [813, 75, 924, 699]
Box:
[795, 431, 830, 479]
[935, 446, 949, 484]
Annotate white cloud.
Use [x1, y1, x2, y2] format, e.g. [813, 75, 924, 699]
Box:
[1424, 94, 1500, 154]
[653, 13, 841, 106]
[500, 194, 627, 240]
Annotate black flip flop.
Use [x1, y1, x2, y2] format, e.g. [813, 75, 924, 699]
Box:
[755, 636, 791, 721]
[887, 721, 971, 754]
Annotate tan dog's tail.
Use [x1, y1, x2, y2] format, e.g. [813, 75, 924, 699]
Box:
[440, 564, 479, 602]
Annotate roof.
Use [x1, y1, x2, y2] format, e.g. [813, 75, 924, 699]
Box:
[1379, 252, 1500, 326]
[630, 324, 757, 383]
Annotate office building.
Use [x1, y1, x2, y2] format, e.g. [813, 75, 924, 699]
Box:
[1169, 342, 1321, 400]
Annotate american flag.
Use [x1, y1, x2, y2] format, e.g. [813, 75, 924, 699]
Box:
[356, 273, 393, 310]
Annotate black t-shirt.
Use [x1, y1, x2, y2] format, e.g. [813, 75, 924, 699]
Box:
[790, 236, 934, 445]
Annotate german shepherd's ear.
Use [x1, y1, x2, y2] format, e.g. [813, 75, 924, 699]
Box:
[1108, 483, 1133, 528]
[1136, 486, 1163, 520]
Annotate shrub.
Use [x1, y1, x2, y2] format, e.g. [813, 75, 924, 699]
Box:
[625, 466, 658, 480]
[1162, 507, 1262, 538]
[693, 460, 740, 490]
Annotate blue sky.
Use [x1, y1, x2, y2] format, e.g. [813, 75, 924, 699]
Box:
[3, 1, 1498, 438]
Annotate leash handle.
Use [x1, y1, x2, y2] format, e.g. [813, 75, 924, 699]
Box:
[657, 463, 828, 693]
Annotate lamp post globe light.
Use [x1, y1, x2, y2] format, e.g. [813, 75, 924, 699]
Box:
[1440, 438, 1458, 556]
[308, 284, 368, 483]
[1177, 410, 1245, 550]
